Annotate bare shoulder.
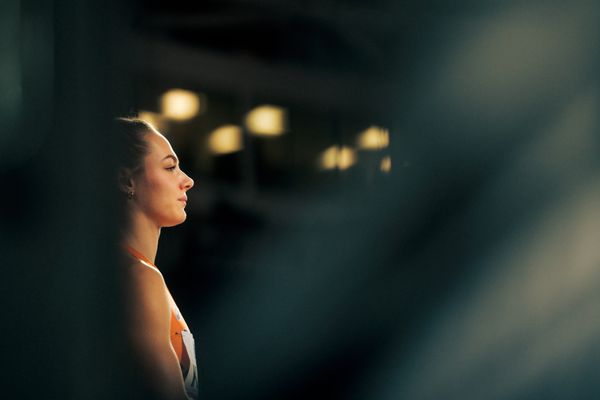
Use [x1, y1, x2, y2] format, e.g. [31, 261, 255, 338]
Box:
[124, 258, 171, 337]
[124, 258, 169, 309]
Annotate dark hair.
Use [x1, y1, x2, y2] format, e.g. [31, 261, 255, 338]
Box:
[115, 117, 155, 233]
[115, 117, 153, 177]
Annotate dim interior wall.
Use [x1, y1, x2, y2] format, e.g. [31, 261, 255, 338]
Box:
[0, 0, 142, 398]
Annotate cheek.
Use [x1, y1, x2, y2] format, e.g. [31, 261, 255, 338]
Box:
[137, 174, 170, 208]
[148, 176, 181, 212]
[144, 173, 170, 194]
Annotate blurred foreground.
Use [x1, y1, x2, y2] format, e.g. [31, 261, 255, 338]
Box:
[1, 1, 599, 399]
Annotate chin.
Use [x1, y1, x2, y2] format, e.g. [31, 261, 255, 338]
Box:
[162, 213, 187, 228]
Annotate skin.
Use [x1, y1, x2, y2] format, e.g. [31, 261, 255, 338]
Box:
[122, 128, 194, 400]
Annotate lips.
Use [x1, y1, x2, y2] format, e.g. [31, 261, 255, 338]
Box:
[178, 196, 188, 203]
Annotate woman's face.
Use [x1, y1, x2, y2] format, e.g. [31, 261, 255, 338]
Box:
[132, 130, 194, 228]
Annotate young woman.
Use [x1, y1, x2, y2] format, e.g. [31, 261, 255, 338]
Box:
[117, 117, 197, 400]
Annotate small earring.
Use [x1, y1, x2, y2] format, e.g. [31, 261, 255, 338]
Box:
[127, 191, 134, 200]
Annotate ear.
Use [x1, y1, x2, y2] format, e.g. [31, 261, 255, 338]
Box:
[118, 168, 135, 195]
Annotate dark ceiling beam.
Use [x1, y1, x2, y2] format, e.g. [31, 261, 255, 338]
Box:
[140, 0, 401, 35]
[141, 13, 261, 30]
[130, 34, 393, 118]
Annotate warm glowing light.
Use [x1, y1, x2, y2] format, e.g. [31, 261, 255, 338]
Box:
[337, 147, 357, 170]
[320, 146, 339, 170]
[138, 110, 167, 132]
[208, 125, 243, 155]
[318, 146, 357, 170]
[357, 126, 389, 150]
[380, 156, 392, 173]
[161, 89, 201, 121]
[245, 105, 287, 136]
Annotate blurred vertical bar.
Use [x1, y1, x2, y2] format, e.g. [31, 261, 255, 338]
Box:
[1, 0, 139, 398]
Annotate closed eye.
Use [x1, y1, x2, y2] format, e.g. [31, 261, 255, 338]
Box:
[166, 166, 177, 171]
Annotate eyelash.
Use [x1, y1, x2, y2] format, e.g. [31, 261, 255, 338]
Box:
[166, 166, 177, 171]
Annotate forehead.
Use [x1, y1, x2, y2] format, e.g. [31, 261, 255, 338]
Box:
[145, 130, 176, 160]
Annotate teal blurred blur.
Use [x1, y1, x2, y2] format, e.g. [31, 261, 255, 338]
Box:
[1, 1, 599, 399]
[0, 0, 140, 398]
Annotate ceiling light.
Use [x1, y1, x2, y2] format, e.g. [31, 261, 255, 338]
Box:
[318, 146, 357, 171]
[245, 105, 287, 136]
[161, 88, 202, 121]
[357, 126, 389, 150]
[208, 125, 243, 155]
[319, 146, 339, 170]
[337, 147, 357, 170]
[380, 156, 392, 173]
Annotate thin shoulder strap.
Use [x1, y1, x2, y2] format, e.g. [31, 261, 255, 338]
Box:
[124, 245, 161, 274]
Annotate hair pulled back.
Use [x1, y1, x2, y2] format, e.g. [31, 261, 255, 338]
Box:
[115, 117, 154, 177]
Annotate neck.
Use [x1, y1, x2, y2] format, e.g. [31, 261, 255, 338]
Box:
[124, 210, 161, 264]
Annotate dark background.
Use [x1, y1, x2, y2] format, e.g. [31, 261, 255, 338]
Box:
[2, 1, 600, 399]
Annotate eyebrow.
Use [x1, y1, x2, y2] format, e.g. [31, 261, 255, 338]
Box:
[161, 154, 179, 163]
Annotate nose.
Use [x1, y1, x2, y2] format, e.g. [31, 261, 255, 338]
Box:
[182, 171, 194, 191]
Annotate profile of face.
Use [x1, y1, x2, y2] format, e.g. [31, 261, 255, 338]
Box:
[128, 129, 194, 228]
